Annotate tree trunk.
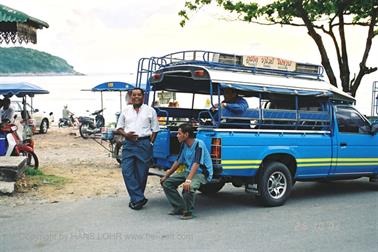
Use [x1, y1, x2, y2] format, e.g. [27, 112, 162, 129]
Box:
[295, 2, 338, 87]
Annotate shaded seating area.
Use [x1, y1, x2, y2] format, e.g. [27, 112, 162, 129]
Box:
[0, 4, 49, 44]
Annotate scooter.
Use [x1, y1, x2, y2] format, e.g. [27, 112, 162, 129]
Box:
[58, 113, 79, 128]
[78, 109, 105, 139]
[0, 121, 39, 169]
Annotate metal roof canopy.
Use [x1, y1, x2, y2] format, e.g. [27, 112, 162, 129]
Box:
[0, 4, 49, 44]
[81, 81, 135, 112]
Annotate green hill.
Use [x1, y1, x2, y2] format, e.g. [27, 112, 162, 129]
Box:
[0, 47, 79, 75]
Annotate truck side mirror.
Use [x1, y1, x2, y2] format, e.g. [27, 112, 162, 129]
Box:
[34, 108, 39, 113]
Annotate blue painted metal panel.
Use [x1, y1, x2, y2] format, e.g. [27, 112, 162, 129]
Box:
[216, 131, 332, 177]
[153, 128, 170, 159]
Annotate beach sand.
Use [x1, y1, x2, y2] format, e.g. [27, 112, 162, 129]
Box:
[0, 127, 162, 206]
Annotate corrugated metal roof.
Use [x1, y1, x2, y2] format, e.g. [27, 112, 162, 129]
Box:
[0, 4, 48, 29]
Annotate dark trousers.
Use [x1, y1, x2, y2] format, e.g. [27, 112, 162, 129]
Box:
[162, 172, 207, 214]
[121, 138, 152, 203]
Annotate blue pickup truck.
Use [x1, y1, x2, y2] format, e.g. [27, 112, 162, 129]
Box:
[137, 50, 378, 207]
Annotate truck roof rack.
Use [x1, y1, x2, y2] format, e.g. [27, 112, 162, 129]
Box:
[135, 50, 325, 101]
[158, 50, 324, 79]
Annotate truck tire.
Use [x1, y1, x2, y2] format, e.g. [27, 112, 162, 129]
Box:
[257, 161, 292, 207]
[199, 181, 225, 195]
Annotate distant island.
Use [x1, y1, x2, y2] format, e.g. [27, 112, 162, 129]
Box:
[0, 47, 81, 75]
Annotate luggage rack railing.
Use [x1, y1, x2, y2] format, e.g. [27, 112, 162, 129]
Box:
[158, 50, 324, 79]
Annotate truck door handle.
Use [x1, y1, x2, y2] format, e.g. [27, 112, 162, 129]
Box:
[340, 142, 348, 147]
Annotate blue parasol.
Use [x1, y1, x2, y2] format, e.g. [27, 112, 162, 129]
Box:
[0, 82, 49, 97]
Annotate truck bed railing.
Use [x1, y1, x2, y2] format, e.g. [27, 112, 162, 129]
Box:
[154, 107, 331, 131]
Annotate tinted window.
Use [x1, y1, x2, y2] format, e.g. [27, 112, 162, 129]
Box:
[336, 107, 370, 134]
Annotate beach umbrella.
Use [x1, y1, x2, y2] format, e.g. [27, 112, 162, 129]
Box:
[82, 81, 136, 112]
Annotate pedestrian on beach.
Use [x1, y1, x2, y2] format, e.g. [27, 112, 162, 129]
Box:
[160, 123, 213, 220]
[116, 88, 159, 210]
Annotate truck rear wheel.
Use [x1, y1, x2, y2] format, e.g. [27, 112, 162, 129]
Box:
[258, 162, 292, 207]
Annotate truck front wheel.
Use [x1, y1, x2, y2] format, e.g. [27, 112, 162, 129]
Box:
[258, 162, 293, 207]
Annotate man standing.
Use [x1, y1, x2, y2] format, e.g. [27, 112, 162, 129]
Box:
[160, 123, 213, 220]
[116, 88, 159, 210]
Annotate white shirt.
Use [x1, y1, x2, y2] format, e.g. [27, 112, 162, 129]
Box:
[1, 107, 15, 122]
[116, 104, 159, 137]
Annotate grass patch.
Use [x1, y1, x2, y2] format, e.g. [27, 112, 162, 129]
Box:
[24, 168, 44, 176]
[16, 168, 69, 192]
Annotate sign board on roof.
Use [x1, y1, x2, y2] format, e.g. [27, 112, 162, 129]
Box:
[242, 55, 296, 72]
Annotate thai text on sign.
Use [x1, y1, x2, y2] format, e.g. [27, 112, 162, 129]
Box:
[242, 56, 296, 71]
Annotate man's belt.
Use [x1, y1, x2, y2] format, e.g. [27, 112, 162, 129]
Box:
[137, 136, 150, 140]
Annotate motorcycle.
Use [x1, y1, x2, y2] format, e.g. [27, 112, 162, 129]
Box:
[78, 109, 105, 139]
[0, 121, 39, 169]
[58, 113, 79, 128]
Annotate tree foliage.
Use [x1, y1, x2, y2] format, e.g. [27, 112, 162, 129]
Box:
[179, 0, 378, 97]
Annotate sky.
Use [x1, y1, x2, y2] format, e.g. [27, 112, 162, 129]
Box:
[1, 1, 377, 103]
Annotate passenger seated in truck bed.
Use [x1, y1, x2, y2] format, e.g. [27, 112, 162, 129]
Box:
[212, 88, 249, 128]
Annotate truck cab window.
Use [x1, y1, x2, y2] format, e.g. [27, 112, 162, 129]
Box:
[336, 107, 370, 134]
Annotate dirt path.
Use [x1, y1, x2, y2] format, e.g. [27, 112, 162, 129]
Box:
[0, 127, 161, 205]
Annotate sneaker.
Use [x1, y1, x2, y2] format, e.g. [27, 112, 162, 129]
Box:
[180, 212, 193, 220]
[168, 209, 184, 215]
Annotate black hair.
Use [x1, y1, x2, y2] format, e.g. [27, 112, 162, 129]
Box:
[131, 88, 145, 96]
[178, 123, 195, 138]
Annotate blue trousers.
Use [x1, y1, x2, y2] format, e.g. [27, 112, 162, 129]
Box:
[121, 138, 153, 203]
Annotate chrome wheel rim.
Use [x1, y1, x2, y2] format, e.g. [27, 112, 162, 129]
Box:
[268, 171, 287, 199]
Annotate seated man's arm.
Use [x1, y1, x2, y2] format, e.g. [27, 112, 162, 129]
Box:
[224, 98, 249, 113]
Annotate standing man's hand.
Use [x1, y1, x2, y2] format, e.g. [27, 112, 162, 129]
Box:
[125, 131, 138, 141]
[183, 179, 191, 192]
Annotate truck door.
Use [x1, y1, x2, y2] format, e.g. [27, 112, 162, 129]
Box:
[333, 106, 378, 175]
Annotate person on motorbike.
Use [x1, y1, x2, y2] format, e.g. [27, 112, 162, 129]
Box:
[61, 105, 77, 127]
[62, 105, 73, 120]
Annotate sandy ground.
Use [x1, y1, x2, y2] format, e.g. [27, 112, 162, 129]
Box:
[0, 127, 162, 205]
